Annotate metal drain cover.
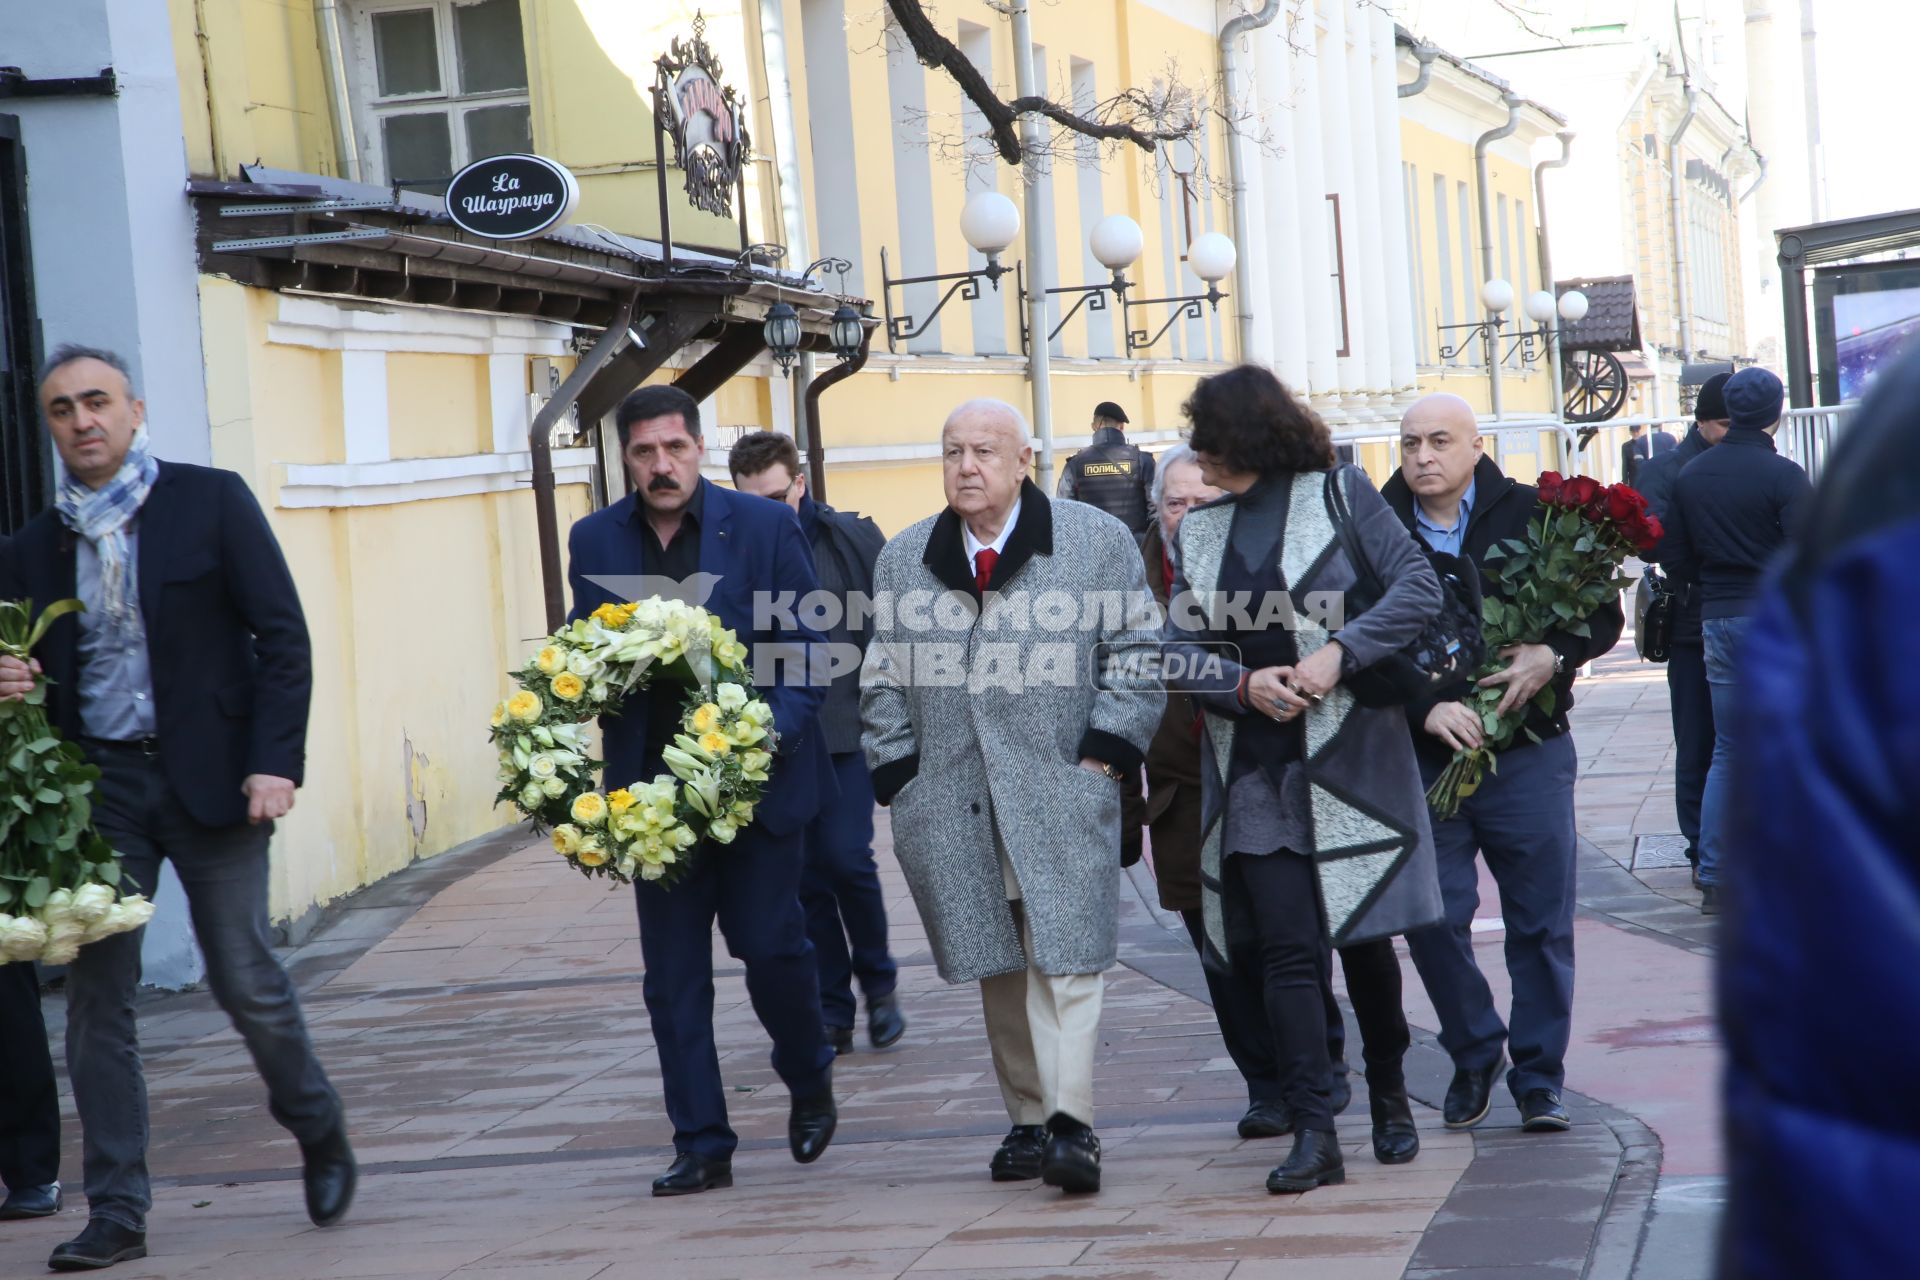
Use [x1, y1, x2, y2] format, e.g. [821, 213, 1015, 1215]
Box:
[1632, 834, 1692, 869]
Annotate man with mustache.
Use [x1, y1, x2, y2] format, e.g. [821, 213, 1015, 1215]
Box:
[565, 384, 839, 1196]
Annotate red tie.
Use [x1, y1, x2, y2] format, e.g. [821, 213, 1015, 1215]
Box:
[973, 547, 998, 593]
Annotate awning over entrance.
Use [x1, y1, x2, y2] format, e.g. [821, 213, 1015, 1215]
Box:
[193, 166, 875, 627]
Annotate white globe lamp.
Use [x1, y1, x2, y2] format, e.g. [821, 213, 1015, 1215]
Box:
[1188, 232, 1237, 284]
[1524, 289, 1558, 325]
[1480, 277, 1514, 315]
[959, 191, 1021, 257]
[1089, 214, 1145, 271]
[1558, 289, 1590, 323]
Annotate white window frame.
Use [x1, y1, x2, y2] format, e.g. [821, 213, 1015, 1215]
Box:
[344, 0, 533, 191]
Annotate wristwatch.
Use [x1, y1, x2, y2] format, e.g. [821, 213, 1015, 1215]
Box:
[1096, 761, 1123, 781]
[1550, 648, 1566, 676]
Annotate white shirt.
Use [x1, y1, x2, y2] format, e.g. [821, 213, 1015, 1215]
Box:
[962, 495, 1022, 579]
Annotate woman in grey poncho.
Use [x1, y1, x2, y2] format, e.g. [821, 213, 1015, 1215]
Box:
[1162, 365, 1445, 1193]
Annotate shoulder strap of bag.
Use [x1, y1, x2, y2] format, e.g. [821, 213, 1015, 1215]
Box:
[1321, 465, 1383, 598]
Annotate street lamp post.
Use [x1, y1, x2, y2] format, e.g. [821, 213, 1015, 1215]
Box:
[1017, 213, 1144, 353]
[878, 190, 1021, 353]
[1124, 232, 1236, 353]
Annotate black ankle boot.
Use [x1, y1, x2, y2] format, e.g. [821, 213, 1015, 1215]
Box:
[1266, 1127, 1345, 1193]
[1369, 1081, 1420, 1164]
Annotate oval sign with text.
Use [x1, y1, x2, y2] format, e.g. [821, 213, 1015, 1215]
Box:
[444, 153, 580, 241]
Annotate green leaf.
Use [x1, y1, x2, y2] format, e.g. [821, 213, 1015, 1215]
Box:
[95, 860, 121, 886]
[23, 598, 84, 653]
[23, 876, 50, 909]
[1481, 710, 1504, 735]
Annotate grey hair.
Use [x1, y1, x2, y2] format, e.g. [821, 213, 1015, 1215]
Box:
[38, 343, 136, 393]
[1151, 441, 1202, 510]
[943, 397, 1034, 447]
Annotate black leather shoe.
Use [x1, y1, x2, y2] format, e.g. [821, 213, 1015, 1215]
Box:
[1443, 1059, 1503, 1130]
[652, 1152, 734, 1196]
[1519, 1088, 1572, 1133]
[989, 1125, 1047, 1181]
[826, 1024, 854, 1056]
[867, 994, 907, 1050]
[0, 1181, 60, 1219]
[1369, 1085, 1421, 1164]
[1266, 1128, 1346, 1193]
[1236, 1100, 1293, 1139]
[1039, 1114, 1101, 1193]
[1700, 886, 1721, 916]
[1328, 1068, 1353, 1117]
[789, 1076, 838, 1164]
[48, 1220, 147, 1271]
[301, 1123, 357, 1227]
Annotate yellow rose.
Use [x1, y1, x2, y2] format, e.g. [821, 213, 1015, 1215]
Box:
[590, 602, 630, 627]
[697, 731, 732, 756]
[551, 672, 586, 702]
[570, 792, 609, 827]
[551, 824, 582, 855]
[489, 700, 508, 728]
[507, 690, 543, 724]
[576, 843, 609, 868]
[607, 789, 636, 816]
[534, 646, 568, 675]
[689, 703, 722, 734]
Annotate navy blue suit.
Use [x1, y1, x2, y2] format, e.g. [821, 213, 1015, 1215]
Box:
[566, 479, 836, 1160]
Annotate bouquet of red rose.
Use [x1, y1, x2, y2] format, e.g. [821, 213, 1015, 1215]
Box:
[1425, 473, 1662, 820]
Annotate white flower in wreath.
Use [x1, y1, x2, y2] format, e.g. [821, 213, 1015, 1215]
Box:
[566, 649, 599, 679]
[520, 781, 546, 809]
[708, 816, 739, 844]
[715, 683, 749, 712]
[528, 753, 560, 781]
[540, 776, 568, 799]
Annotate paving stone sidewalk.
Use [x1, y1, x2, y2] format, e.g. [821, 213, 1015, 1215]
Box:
[0, 647, 1717, 1280]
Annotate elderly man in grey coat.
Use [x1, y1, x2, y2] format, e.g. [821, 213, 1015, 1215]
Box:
[861, 398, 1162, 1195]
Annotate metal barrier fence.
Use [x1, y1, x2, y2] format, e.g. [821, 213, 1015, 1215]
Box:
[1330, 404, 1854, 487]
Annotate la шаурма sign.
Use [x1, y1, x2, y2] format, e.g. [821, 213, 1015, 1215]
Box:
[445, 154, 581, 241]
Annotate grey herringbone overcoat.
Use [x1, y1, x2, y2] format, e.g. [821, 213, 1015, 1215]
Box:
[860, 482, 1164, 983]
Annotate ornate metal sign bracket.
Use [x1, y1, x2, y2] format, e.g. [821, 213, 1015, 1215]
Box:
[653, 10, 752, 267]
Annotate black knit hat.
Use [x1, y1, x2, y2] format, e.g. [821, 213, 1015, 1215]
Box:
[1092, 400, 1130, 424]
[1694, 371, 1732, 422]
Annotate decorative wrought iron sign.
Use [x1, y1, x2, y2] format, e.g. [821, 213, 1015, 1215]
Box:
[444, 153, 580, 241]
[654, 12, 749, 219]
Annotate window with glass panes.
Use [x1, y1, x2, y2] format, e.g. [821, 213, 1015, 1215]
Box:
[349, 0, 532, 194]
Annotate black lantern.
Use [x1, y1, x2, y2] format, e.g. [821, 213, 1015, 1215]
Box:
[763, 301, 801, 375]
[829, 304, 863, 362]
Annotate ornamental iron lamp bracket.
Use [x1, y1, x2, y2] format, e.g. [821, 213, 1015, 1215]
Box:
[652, 10, 753, 268]
[1016, 262, 1130, 355]
[878, 244, 1012, 353]
[1123, 283, 1227, 354]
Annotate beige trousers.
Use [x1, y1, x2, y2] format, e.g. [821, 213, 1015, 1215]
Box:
[979, 828, 1104, 1127]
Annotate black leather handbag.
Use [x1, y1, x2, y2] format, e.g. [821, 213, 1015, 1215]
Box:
[1636, 568, 1674, 663]
[1324, 467, 1486, 709]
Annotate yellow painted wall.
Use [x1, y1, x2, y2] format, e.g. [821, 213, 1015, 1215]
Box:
[1398, 117, 1557, 419]
[169, 0, 336, 180]
[198, 280, 592, 918]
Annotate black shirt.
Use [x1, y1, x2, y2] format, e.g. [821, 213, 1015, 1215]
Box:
[633, 479, 705, 769]
[1664, 428, 1811, 620]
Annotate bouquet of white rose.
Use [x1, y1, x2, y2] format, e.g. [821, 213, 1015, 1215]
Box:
[0, 599, 155, 964]
[488, 598, 775, 888]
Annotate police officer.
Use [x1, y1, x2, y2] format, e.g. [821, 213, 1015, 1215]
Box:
[1056, 401, 1154, 535]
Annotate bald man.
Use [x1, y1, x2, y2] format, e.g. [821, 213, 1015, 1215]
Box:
[862, 399, 1161, 1194]
[1380, 394, 1623, 1136]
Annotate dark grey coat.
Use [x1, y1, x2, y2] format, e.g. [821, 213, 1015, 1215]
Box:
[860, 483, 1164, 982]
[1163, 466, 1445, 966]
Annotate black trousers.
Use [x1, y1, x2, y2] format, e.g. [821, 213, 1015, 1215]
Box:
[1225, 850, 1411, 1131]
[1667, 640, 1715, 860]
[0, 960, 59, 1191]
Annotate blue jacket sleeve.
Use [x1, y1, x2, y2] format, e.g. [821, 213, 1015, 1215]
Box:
[761, 509, 829, 755]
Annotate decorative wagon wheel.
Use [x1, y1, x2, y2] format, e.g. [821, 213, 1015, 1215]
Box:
[1562, 348, 1628, 424]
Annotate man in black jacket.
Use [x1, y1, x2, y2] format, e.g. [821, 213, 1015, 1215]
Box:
[1662, 367, 1809, 914]
[1056, 401, 1154, 535]
[728, 432, 906, 1056]
[1382, 393, 1624, 1136]
[1638, 373, 1730, 886]
[0, 346, 354, 1270]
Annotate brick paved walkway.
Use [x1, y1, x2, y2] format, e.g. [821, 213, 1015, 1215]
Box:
[0, 645, 1720, 1279]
